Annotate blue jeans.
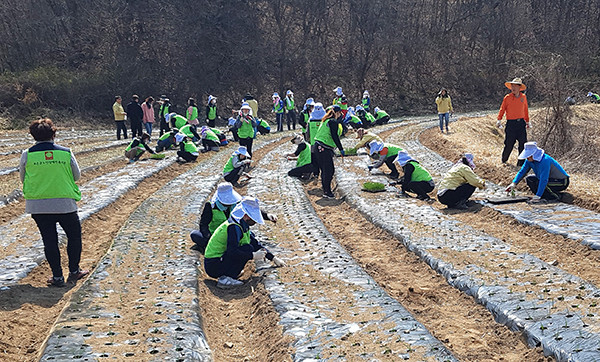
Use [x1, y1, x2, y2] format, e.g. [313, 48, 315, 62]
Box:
[438, 112, 450, 131]
[144, 122, 153, 135]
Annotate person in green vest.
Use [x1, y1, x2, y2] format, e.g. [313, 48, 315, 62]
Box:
[179, 123, 201, 143]
[205, 95, 219, 127]
[367, 141, 403, 179]
[284, 90, 297, 130]
[344, 106, 363, 131]
[190, 183, 278, 253]
[395, 151, 435, 201]
[355, 106, 374, 128]
[373, 107, 390, 125]
[124, 132, 155, 163]
[176, 134, 199, 163]
[257, 118, 271, 135]
[298, 98, 314, 141]
[314, 105, 345, 198]
[223, 145, 252, 186]
[199, 125, 220, 153]
[339, 95, 349, 118]
[204, 196, 286, 288]
[19, 118, 88, 287]
[587, 91, 600, 103]
[158, 97, 171, 136]
[362, 90, 371, 113]
[210, 127, 228, 145]
[186, 97, 199, 126]
[155, 128, 179, 152]
[286, 134, 314, 179]
[332, 86, 343, 106]
[168, 113, 188, 130]
[235, 102, 258, 156]
[272, 92, 285, 132]
[307, 102, 325, 178]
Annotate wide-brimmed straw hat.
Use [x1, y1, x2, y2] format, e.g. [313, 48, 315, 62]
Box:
[231, 196, 264, 224]
[518, 141, 544, 161]
[505, 78, 527, 91]
[214, 182, 242, 205]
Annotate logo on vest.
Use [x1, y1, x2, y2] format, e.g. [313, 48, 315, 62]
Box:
[44, 151, 54, 160]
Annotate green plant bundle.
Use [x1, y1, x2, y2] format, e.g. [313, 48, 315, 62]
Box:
[362, 181, 386, 192]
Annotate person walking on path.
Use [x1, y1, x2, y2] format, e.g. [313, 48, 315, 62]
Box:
[127, 95, 144, 138]
[313, 105, 345, 198]
[497, 78, 529, 166]
[206, 95, 219, 127]
[435, 88, 453, 133]
[158, 97, 171, 136]
[112, 96, 128, 140]
[505, 142, 570, 203]
[19, 118, 89, 287]
[273, 92, 285, 132]
[142, 96, 155, 135]
[284, 90, 297, 130]
[124, 132, 155, 163]
[235, 102, 258, 156]
[395, 151, 435, 201]
[286, 134, 314, 179]
[186, 98, 200, 126]
[203, 196, 285, 288]
[437, 153, 486, 209]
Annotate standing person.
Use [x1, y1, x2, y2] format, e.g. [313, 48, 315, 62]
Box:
[395, 151, 435, 201]
[366, 141, 403, 179]
[158, 98, 171, 136]
[19, 118, 88, 287]
[284, 90, 297, 130]
[308, 102, 326, 178]
[142, 96, 155, 135]
[206, 95, 218, 127]
[127, 95, 144, 138]
[228, 109, 240, 142]
[298, 98, 314, 141]
[243, 93, 259, 119]
[112, 96, 128, 140]
[437, 153, 486, 209]
[124, 132, 155, 163]
[286, 134, 313, 178]
[273, 92, 285, 132]
[223, 146, 252, 185]
[313, 105, 345, 198]
[497, 78, 529, 166]
[435, 88, 453, 133]
[362, 91, 371, 113]
[236, 103, 258, 156]
[204, 196, 285, 288]
[176, 134, 199, 163]
[332, 86, 343, 106]
[186, 98, 200, 126]
[505, 142, 569, 203]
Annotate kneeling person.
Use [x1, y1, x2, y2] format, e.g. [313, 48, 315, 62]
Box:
[437, 153, 486, 209]
[286, 134, 313, 179]
[155, 128, 179, 152]
[200, 126, 221, 153]
[395, 151, 435, 200]
[223, 146, 252, 185]
[125, 132, 155, 163]
[177, 134, 199, 163]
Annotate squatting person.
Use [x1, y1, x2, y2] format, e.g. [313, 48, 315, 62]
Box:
[437, 153, 486, 209]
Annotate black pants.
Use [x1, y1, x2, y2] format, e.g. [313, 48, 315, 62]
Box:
[286, 110, 297, 130]
[190, 230, 209, 254]
[525, 175, 569, 200]
[159, 120, 170, 136]
[288, 163, 314, 178]
[156, 138, 173, 152]
[437, 184, 476, 207]
[202, 139, 220, 151]
[405, 180, 435, 198]
[376, 116, 390, 125]
[276, 113, 284, 132]
[204, 244, 253, 279]
[384, 156, 399, 178]
[224, 166, 245, 184]
[257, 125, 270, 135]
[177, 150, 198, 162]
[32, 212, 82, 278]
[115, 121, 128, 140]
[314, 144, 335, 195]
[239, 137, 254, 157]
[206, 118, 216, 128]
[502, 119, 527, 165]
[229, 127, 239, 142]
[131, 120, 144, 138]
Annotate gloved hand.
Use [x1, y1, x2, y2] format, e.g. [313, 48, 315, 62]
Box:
[340, 149, 345, 156]
[267, 213, 278, 223]
[505, 183, 516, 193]
[367, 165, 373, 171]
[496, 120, 503, 128]
[243, 159, 252, 165]
[253, 249, 267, 261]
[272, 256, 286, 267]
[528, 195, 544, 204]
[526, 122, 531, 129]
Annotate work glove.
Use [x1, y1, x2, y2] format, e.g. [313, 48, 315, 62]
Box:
[267, 213, 278, 223]
[496, 120, 503, 128]
[505, 183, 516, 193]
[243, 159, 252, 165]
[340, 149, 345, 156]
[272, 256, 286, 267]
[253, 249, 267, 261]
[528, 195, 545, 204]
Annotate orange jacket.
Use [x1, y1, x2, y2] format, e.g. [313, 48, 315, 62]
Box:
[497, 93, 529, 122]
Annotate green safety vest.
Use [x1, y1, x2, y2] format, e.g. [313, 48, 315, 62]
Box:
[204, 220, 250, 259]
[159, 104, 170, 119]
[376, 110, 389, 120]
[125, 139, 146, 153]
[259, 119, 270, 128]
[365, 112, 376, 124]
[207, 105, 217, 120]
[158, 132, 173, 141]
[383, 144, 402, 158]
[223, 155, 235, 174]
[187, 106, 198, 121]
[237, 117, 255, 139]
[407, 161, 432, 182]
[300, 111, 309, 132]
[308, 120, 322, 145]
[285, 97, 295, 111]
[173, 115, 187, 129]
[23, 147, 81, 201]
[274, 100, 284, 114]
[362, 98, 369, 108]
[314, 118, 342, 149]
[349, 115, 362, 124]
[183, 140, 198, 154]
[340, 103, 348, 111]
[180, 125, 195, 138]
[208, 206, 229, 235]
[594, 94, 600, 101]
[204, 129, 219, 142]
[211, 128, 222, 135]
[332, 97, 342, 106]
[296, 142, 312, 167]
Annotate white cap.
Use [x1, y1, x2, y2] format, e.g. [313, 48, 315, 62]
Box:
[213, 182, 242, 205]
[235, 145, 251, 158]
[272, 92, 280, 98]
[231, 196, 264, 224]
[374, 107, 381, 113]
[208, 95, 217, 103]
[363, 90, 369, 97]
[309, 103, 326, 120]
[368, 141, 384, 155]
[517, 141, 545, 161]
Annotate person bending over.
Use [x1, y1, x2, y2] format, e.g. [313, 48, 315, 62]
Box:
[437, 153, 486, 209]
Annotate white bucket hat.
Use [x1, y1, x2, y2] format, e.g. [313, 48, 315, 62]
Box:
[286, 90, 293, 96]
[309, 103, 326, 120]
[518, 141, 545, 161]
[363, 90, 369, 97]
[175, 133, 185, 143]
[368, 141, 384, 155]
[272, 92, 280, 99]
[463, 153, 476, 169]
[394, 150, 414, 166]
[213, 182, 242, 205]
[305, 98, 315, 107]
[374, 107, 381, 113]
[208, 95, 217, 104]
[240, 102, 252, 111]
[334, 87, 343, 96]
[231, 196, 264, 224]
[235, 145, 251, 158]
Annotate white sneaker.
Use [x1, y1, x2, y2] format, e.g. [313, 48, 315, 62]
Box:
[217, 276, 243, 289]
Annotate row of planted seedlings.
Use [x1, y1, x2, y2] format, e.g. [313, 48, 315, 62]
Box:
[334, 120, 600, 360]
